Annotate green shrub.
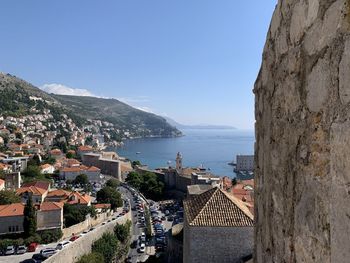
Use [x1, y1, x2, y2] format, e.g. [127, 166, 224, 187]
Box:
[38, 229, 63, 244]
[92, 233, 119, 263]
[76, 252, 105, 263]
[24, 234, 41, 245]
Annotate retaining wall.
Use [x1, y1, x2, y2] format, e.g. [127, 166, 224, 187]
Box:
[46, 212, 131, 263]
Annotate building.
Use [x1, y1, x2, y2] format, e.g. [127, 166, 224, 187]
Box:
[45, 189, 71, 203]
[66, 191, 91, 206]
[82, 153, 121, 181]
[77, 145, 93, 157]
[40, 164, 55, 174]
[235, 155, 254, 172]
[93, 203, 111, 214]
[16, 186, 49, 204]
[49, 149, 64, 160]
[0, 179, 5, 191]
[59, 165, 101, 182]
[4, 172, 21, 190]
[36, 202, 64, 230]
[0, 203, 24, 235]
[1, 157, 29, 172]
[183, 187, 254, 263]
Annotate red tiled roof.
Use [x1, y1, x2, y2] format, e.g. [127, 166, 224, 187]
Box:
[78, 146, 93, 152]
[16, 186, 47, 196]
[183, 187, 254, 227]
[39, 202, 64, 211]
[0, 179, 4, 186]
[47, 189, 70, 198]
[0, 203, 24, 217]
[22, 181, 50, 191]
[67, 192, 91, 205]
[87, 166, 100, 172]
[40, 164, 53, 170]
[93, 203, 111, 209]
[50, 149, 62, 155]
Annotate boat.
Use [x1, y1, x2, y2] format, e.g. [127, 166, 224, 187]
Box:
[136, 152, 141, 154]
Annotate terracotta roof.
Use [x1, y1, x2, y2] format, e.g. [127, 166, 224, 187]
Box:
[0, 203, 24, 217]
[183, 187, 254, 227]
[39, 202, 64, 211]
[78, 146, 93, 152]
[50, 149, 62, 155]
[22, 181, 50, 191]
[93, 203, 111, 209]
[61, 167, 82, 172]
[40, 164, 53, 170]
[67, 159, 80, 166]
[47, 189, 70, 198]
[87, 166, 100, 172]
[67, 191, 91, 205]
[16, 186, 47, 196]
[0, 179, 4, 186]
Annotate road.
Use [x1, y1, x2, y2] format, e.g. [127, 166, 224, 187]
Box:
[118, 186, 149, 263]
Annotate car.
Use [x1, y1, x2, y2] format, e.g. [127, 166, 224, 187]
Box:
[161, 215, 166, 220]
[27, 242, 39, 252]
[5, 245, 15, 255]
[165, 210, 170, 216]
[40, 248, 57, 257]
[107, 219, 111, 222]
[70, 235, 80, 242]
[89, 227, 95, 231]
[56, 241, 71, 250]
[81, 230, 89, 235]
[167, 215, 174, 221]
[32, 253, 48, 262]
[102, 222, 106, 225]
[138, 243, 146, 253]
[17, 245, 27, 254]
[140, 232, 146, 242]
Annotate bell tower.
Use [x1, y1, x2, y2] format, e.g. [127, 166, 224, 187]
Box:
[176, 152, 183, 171]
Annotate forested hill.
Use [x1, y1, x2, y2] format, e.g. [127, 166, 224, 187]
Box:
[0, 72, 181, 138]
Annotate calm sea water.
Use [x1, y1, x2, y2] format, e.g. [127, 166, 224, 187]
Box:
[113, 129, 255, 178]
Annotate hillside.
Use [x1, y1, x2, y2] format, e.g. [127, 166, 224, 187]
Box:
[0, 72, 181, 138]
[52, 94, 182, 137]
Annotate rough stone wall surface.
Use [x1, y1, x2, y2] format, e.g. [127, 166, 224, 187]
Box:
[254, 0, 350, 262]
[45, 212, 131, 263]
[183, 222, 253, 263]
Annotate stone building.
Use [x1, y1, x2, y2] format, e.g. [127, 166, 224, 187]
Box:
[183, 187, 253, 263]
[254, 0, 350, 261]
[235, 155, 254, 172]
[36, 202, 64, 230]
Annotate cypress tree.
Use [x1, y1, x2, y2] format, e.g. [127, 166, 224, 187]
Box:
[23, 196, 37, 237]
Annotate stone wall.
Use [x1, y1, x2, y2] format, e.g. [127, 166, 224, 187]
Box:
[46, 212, 131, 263]
[254, 0, 350, 262]
[183, 223, 253, 263]
[61, 211, 111, 240]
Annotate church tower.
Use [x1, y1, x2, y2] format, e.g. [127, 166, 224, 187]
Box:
[176, 152, 183, 171]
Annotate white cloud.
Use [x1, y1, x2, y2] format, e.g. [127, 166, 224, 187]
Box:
[40, 83, 96, 97]
[135, 106, 155, 113]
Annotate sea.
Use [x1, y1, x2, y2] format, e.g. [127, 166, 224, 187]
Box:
[111, 128, 255, 178]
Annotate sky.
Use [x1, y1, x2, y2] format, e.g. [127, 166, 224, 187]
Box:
[0, 1, 277, 129]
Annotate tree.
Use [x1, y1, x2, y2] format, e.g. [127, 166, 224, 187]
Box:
[232, 177, 237, 186]
[66, 152, 75, 159]
[63, 204, 96, 227]
[96, 186, 122, 210]
[77, 252, 105, 263]
[23, 197, 37, 237]
[132, 160, 141, 167]
[0, 190, 21, 205]
[23, 165, 41, 178]
[92, 233, 119, 263]
[125, 171, 142, 190]
[74, 174, 89, 186]
[114, 220, 131, 243]
[106, 178, 119, 188]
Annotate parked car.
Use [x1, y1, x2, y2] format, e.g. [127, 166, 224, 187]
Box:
[56, 241, 71, 250]
[40, 248, 57, 257]
[161, 215, 166, 220]
[130, 240, 138, 249]
[89, 227, 95, 232]
[27, 242, 39, 252]
[140, 232, 146, 242]
[5, 245, 15, 255]
[16, 245, 27, 254]
[138, 243, 145, 253]
[167, 215, 174, 221]
[69, 235, 80, 242]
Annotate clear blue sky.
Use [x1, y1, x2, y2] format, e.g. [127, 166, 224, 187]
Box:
[0, 1, 277, 129]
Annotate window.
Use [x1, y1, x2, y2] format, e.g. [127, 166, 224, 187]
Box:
[8, 226, 11, 232]
[16, 226, 19, 232]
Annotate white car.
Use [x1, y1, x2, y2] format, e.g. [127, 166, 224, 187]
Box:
[140, 232, 146, 242]
[40, 248, 57, 257]
[138, 243, 145, 253]
[5, 245, 15, 255]
[55, 241, 71, 250]
[16, 245, 27, 254]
